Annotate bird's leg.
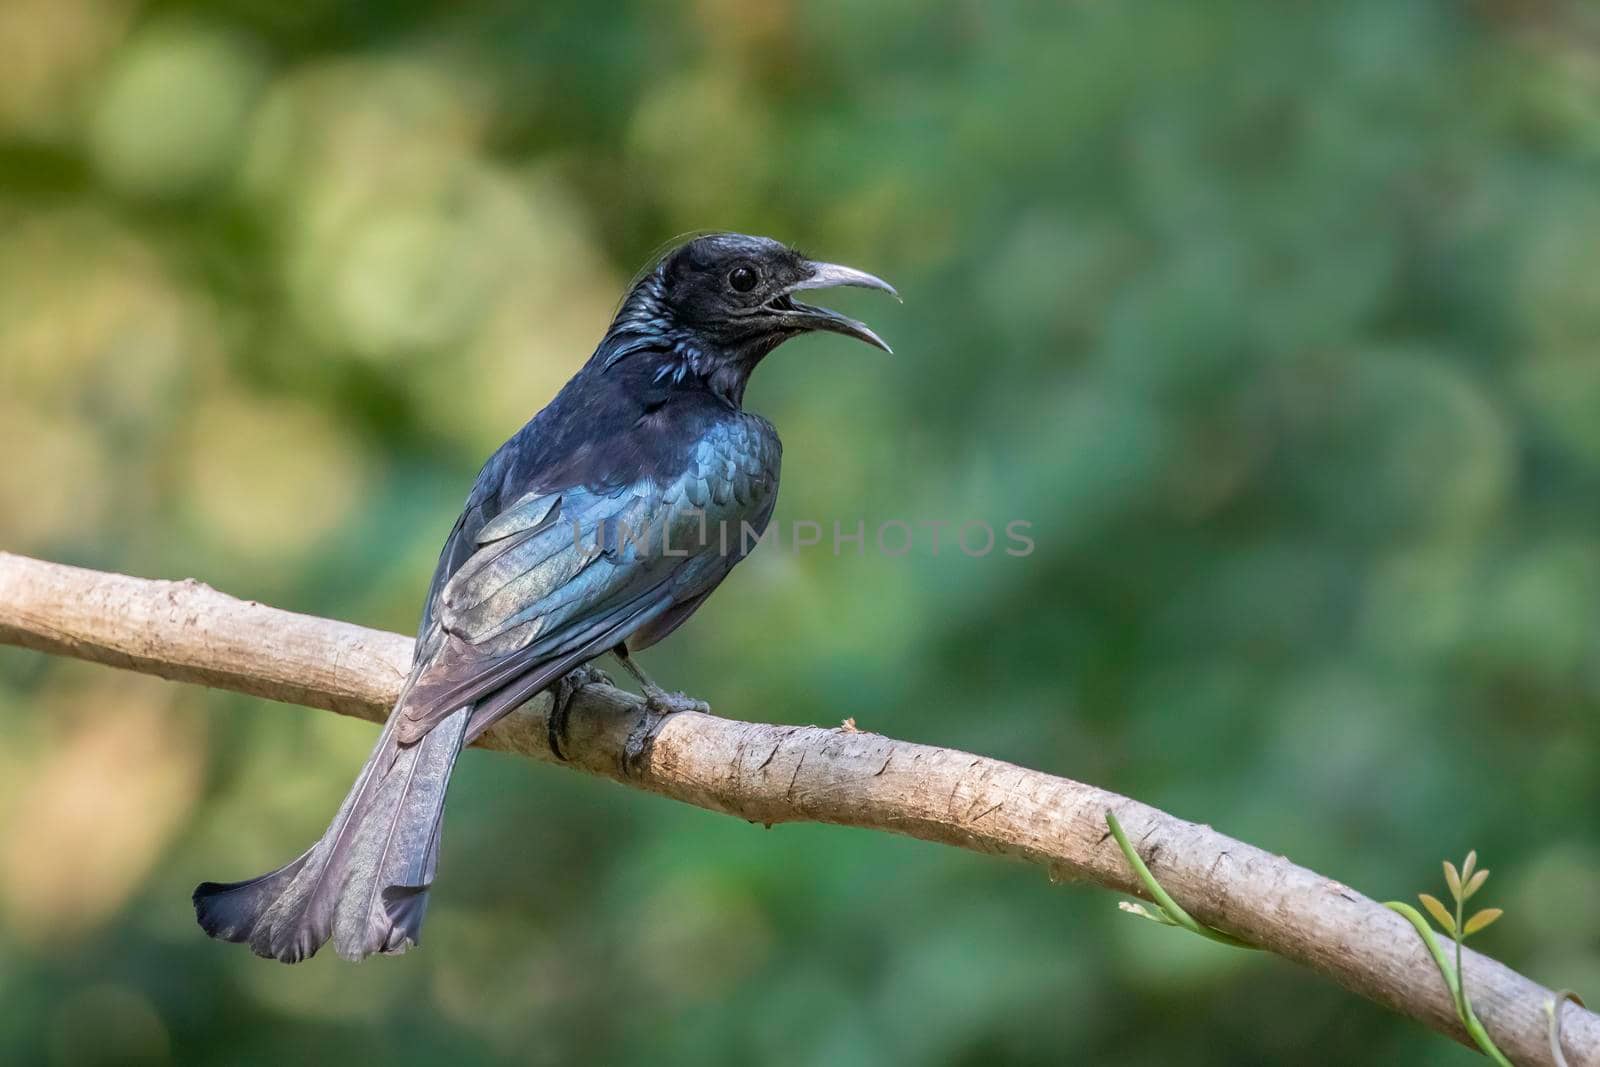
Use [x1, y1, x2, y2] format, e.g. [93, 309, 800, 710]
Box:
[546, 663, 614, 762]
[611, 645, 710, 714]
[611, 645, 710, 775]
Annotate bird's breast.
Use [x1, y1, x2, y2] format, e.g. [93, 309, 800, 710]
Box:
[655, 413, 781, 555]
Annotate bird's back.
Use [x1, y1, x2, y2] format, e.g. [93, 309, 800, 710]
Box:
[417, 365, 781, 649]
[392, 373, 780, 743]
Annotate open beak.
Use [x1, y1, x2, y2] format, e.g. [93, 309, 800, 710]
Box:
[770, 260, 899, 353]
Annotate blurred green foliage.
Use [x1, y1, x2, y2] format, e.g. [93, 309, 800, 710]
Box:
[2, 0, 1599, 1063]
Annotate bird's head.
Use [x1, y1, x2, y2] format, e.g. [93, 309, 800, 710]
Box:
[600, 233, 897, 404]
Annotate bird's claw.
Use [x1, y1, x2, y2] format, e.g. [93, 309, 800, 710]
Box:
[548, 664, 613, 761]
[621, 688, 709, 777]
[580, 664, 615, 688]
[644, 687, 711, 717]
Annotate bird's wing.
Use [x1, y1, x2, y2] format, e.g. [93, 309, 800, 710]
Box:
[393, 474, 729, 744]
[412, 451, 529, 644]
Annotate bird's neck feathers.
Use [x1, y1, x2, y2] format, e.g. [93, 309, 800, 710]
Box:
[592, 270, 759, 408]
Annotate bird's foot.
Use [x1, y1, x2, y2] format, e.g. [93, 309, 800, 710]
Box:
[547, 664, 614, 761]
[622, 687, 710, 776]
[644, 686, 710, 718]
[580, 663, 616, 689]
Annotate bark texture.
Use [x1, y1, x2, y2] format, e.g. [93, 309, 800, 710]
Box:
[0, 551, 1592, 1063]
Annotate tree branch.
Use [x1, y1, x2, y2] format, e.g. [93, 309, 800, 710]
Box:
[0, 551, 1592, 1063]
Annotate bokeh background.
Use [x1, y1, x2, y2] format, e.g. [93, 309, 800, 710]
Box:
[2, 0, 1598, 1063]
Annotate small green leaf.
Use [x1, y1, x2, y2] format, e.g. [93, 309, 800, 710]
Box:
[1444, 861, 1462, 901]
[1420, 893, 1456, 933]
[1464, 868, 1489, 900]
[1464, 908, 1503, 936]
[1118, 901, 1180, 927]
[1462, 850, 1478, 883]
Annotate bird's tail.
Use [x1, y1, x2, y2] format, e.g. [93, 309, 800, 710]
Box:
[192, 704, 470, 963]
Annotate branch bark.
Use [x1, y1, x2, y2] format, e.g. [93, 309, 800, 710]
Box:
[0, 550, 1592, 1064]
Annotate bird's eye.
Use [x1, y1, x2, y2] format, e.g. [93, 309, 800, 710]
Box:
[728, 265, 758, 293]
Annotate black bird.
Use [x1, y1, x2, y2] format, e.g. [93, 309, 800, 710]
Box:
[193, 233, 895, 962]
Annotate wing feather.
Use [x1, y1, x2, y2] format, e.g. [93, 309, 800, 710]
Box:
[396, 414, 781, 747]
